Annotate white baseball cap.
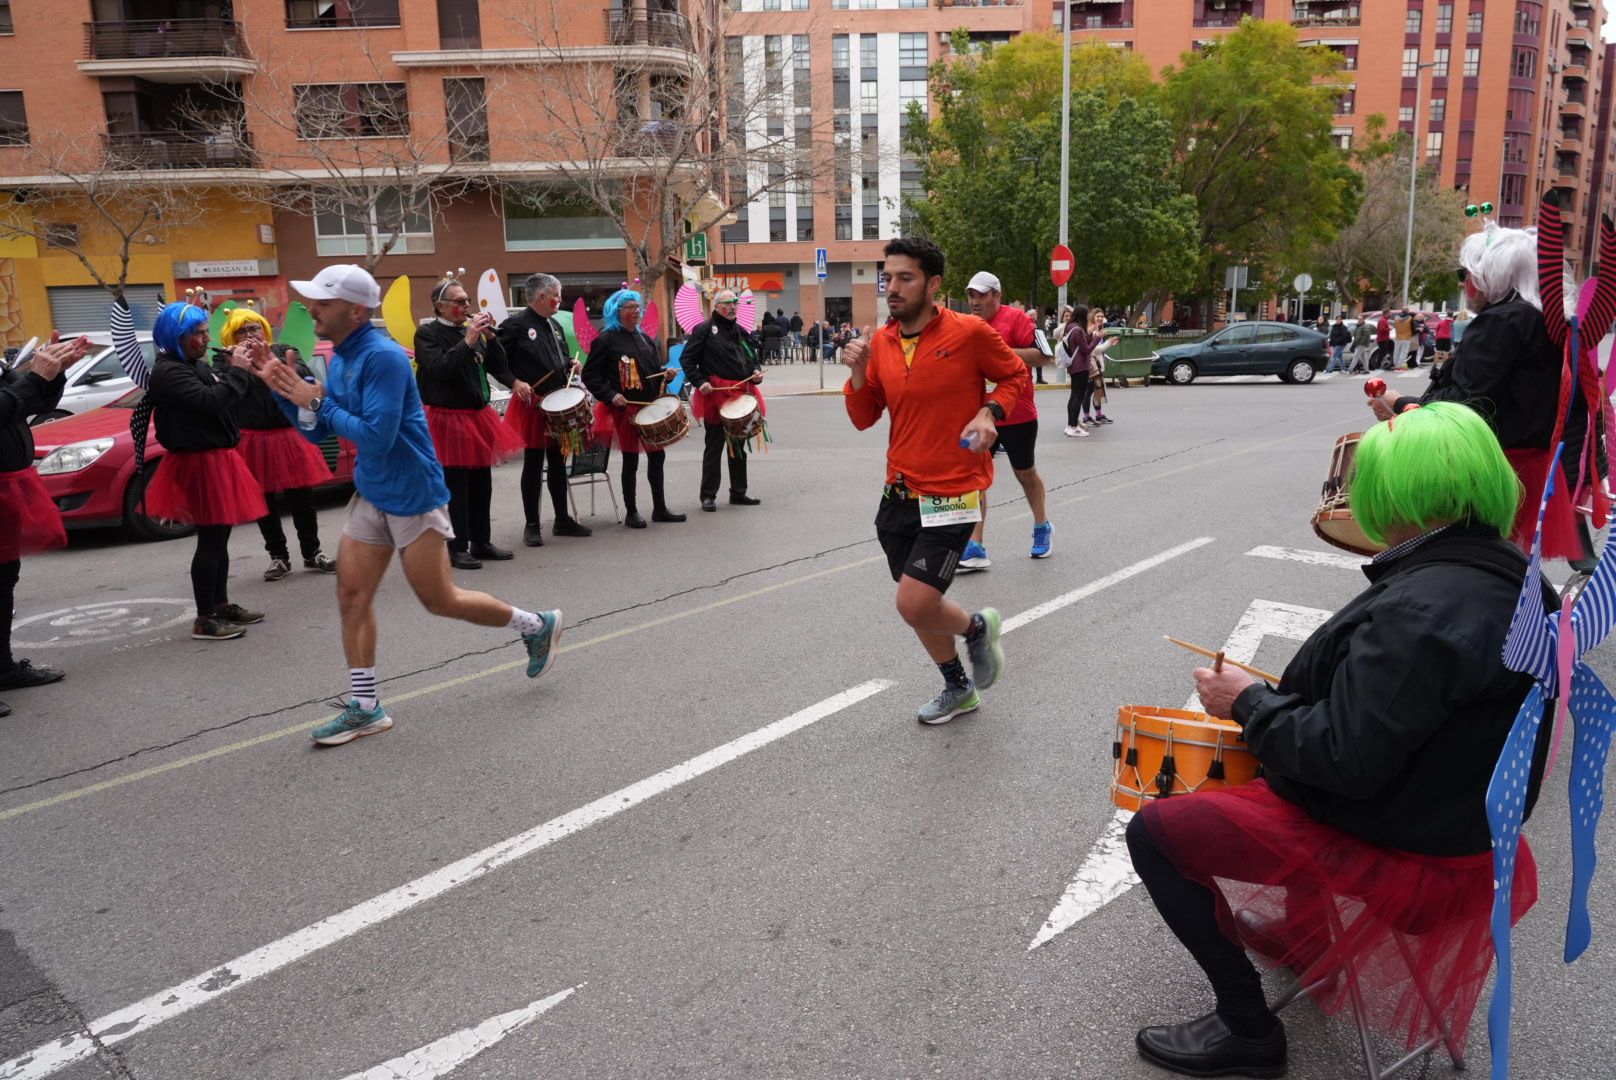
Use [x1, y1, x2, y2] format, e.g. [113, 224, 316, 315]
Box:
[291, 265, 383, 307]
[966, 271, 1001, 295]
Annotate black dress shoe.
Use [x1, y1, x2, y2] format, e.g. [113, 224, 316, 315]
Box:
[625, 511, 648, 529]
[551, 517, 593, 537]
[0, 659, 66, 690]
[729, 493, 761, 506]
[450, 549, 483, 570]
[472, 543, 515, 561]
[0, 699, 10, 718]
[523, 523, 544, 547]
[652, 508, 687, 523]
[1136, 1012, 1286, 1078]
[701, 497, 717, 512]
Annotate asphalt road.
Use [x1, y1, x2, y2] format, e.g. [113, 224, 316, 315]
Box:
[2, 368, 1613, 1079]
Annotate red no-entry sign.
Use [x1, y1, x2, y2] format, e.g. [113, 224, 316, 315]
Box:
[1050, 244, 1074, 287]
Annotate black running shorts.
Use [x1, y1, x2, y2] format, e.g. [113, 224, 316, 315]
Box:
[991, 419, 1037, 472]
[875, 493, 974, 593]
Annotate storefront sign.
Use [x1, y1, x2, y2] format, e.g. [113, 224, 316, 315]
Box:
[176, 259, 277, 279]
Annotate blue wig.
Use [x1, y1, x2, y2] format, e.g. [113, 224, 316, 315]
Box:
[602, 289, 643, 331]
[153, 301, 209, 357]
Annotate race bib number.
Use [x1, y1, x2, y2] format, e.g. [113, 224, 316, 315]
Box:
[919, 491, 982, 527]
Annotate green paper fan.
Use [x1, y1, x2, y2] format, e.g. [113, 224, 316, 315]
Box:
[278, 302, 319, 365]
[207, 299, 237, 350]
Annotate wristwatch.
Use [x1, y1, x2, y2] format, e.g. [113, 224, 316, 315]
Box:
[983, 401, 1006, 422]
[306, 394, 323, 412]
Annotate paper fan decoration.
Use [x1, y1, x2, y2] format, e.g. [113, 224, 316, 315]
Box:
[278, 302, 319, 363]
[642, 300, 661, 340]
[735, 290, 757, 333]
[674, 283, 705, 334]
[572, 297, 598, 354]
[666, 341, 686, 396]
[477, 269, 508, 323]
[205, 299, 237, 350]
[382, 276, 416, 352]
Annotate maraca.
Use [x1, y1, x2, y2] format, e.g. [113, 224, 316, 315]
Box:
[1365, 377, 1386, 398]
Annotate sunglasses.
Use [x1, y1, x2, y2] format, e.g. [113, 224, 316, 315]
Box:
[1456, 267, 1468, 283]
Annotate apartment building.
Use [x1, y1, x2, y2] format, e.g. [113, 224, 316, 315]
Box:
[0, 0, 717, 340]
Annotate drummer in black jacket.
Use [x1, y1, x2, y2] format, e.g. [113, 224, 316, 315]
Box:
[495, 273, 592, 546]
[415, 277, 522, 570]
[682, 289, 765, 512]
[0, 337, 90, 716]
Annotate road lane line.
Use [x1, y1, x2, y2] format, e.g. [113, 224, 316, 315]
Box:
[338, 985, 579, 1080]
[1001, 538, 1214, 634]
[1246, 544, 1366, 570]
[0, 680, 894, 1080]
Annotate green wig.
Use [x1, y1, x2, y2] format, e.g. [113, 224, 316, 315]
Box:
[1352, 401, 1520, 544]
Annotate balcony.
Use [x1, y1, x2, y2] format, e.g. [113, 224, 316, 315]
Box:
[101, 130, 255, 171]
[1569, 26, 1595, 50]
[1564, 62, 1589, 83]
[1562, 99, 1587, 120]
[79, 19, 256, 82]
[1292, 3, 1359, 28]
[606, 10, 692, 50]
[1562, 137, 1585, 156]
[1194, 2, 1260, 29]
[612, 118, 691, 158]
[940, 0, 1023, 6]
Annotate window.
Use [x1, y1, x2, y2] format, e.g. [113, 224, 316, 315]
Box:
[437, 0, 480, 49]
[0, 3, 11, 34]
[860, 36, 876, 71]
[899, 81, 926, 108]
[791, 0, 808, 9]
[1402, 48, 1420, 78]
[42, 222, 78, 249]
[860, 81, 878, 111]
[833, 35, 849, 70]
[285, 0, 401, 29]
[1500, 172, 1526, 207]
[1332, 128, 1353, 151]
[0, 90, 26, 146]
[1435, 3, 1452, 33]
[295, 83, 409, 139]
[1463, 46, 1480, 76]
[502, 188, 623, 251]
[1335, 86, 1355, 115]
[1466, 11, 1482, 33]
[1426, 131, 1442, 160]
[1432, 47, 1449, 77]
[1512, 47, 1536, 79]
[1399, 105, 1415, 123]
[762, 0, 780, 11]
[834, 0, 848, 8]
[899, 33, 927, 69]
[444, 78, 488, 163]
[1430, 96, 1445, 122]
[1404, 8, 1421, 34]
[315, 189, 432, 256]
[1218, 324, 1258, 345]
[835, 205, 851, 241]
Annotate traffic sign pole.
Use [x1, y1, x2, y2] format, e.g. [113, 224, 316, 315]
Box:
[816, 247, 829, 390]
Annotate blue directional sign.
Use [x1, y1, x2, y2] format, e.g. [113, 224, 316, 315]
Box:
[815, 247, 828, 280]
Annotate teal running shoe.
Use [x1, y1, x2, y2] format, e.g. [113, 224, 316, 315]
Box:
[312, 700, 393, 746]
[523, 609, 565, 679]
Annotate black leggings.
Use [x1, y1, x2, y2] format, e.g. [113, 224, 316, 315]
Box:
[0, 558, 18, 670]
[521, 447, 570, 526]
[256, 487, 321, 562]
[192, 525, 233, 619]
[1126, 811, 1276, 1033]
[1067, 376, 1095, 427]
[620, 449, 667, 513]
[443, 466, 493, 551]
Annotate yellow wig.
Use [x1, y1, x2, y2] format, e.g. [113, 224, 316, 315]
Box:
[220, 307, 273, 347]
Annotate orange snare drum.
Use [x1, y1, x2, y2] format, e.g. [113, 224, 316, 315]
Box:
[632, 395, 689, 449]
[1311, 432, 1386, 557]
[1111, 705, 1259, 812]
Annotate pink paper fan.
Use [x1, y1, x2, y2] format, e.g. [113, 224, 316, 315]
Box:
[674, 283, 705, 335]
[573, 297, 598, 352]
[735, 290, 757, 333]
[643, 300, 661, 339]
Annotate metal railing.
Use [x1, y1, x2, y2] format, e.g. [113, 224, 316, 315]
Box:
[102, 130, 255, 170]
[939, 0, 1023, 7]
[83, 18, 248, 61]
[606, 10, 693, 50]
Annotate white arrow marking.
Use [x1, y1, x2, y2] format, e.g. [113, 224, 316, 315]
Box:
[1029, 599, 1332, 950]
[1246, 545, 1366, 571]
[339, 986, 579, 1080]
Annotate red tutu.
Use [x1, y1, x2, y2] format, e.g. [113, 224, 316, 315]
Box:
[236, 426, 332, 494]
[1506, 448, 1583, 561]
[1141, 780, 1536, 1055]
[691, 378, 767, 426]
[502, 393, 555, 451]
[144, 447, 269, 527]
[0, 466, 67, 562]
[425, 405, 525, 469]
[593, 400, 648, 455]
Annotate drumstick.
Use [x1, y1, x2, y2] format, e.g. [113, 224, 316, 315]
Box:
[1212, 649, 1225, 673]
[715, 374, 761, 392]
[1163, 637, 1281, 683]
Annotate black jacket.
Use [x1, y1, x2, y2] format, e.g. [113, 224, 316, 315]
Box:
[212, 349, 313, 431]
[414, 319, 513, 410]
[149, 350, 252, 452]
[496, 307, 573, 394]
[1232, 527, 1554, 856]
[681, 315, 760, 386]
[0, 366, 64, 473]
[583, 327, 666, 407]
[1328, 322, 1352, 347]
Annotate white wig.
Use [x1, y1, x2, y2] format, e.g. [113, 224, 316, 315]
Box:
[1459, 225, 1540, 310]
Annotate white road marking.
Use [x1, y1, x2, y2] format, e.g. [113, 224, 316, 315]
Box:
[1029, 598, 1332, 951]
[11, 599, 195, 649]
[1246, 544, 1367, 571]
[338, 986, 579, 1080]
[0, 680, 894, 1080]
[1002, 538, 1216, 634]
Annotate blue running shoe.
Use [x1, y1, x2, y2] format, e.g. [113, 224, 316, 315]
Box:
[959, 540, 991, 571]
[312, 700, 393, 746]
[523, 609, 565, 678]
[1031, 521, 1054, 559]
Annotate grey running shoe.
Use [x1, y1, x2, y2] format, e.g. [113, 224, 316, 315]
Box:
[263, 558, 292, 582]
[965, 608, 1004, 691]
[917, 683, 981, 726]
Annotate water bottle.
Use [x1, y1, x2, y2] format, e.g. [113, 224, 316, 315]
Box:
[296, 376, 319, 430]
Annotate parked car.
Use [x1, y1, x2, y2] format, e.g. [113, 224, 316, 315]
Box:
[1149, 321, 1328, 385]
[13, 332, 156, 424]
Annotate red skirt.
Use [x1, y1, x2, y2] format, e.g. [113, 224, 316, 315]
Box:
[1506, 448, 1583, 561]
[502, 393, 555, 451]
[1141, 780, 1536, 1055]
[425, 405, 525, 469]
[144, 447, 269, 527]
[691, 378, 767, 426]
[236, 426, 332, 494]
[0, 466, 66, 562]
[592, 400, 647, 455]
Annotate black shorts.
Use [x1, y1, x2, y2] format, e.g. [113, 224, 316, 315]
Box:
[991, 419, 1037, 471]
[875, 493, 974, 593]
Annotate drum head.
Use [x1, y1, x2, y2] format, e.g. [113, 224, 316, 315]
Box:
[719, 395, 759, 420]
[1313, 509, 1384, 557]
[635, 396, 682, 425]
[541, 386, 586, 410]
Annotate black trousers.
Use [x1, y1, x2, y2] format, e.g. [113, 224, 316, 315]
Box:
[521, 447, 571, 526]
[192, 525, 233, 619]
[256, 487, 321, 562]
[0, 558, 18, 671]
[621, 450, 668, 513]
[700, 423, 749, 501]
[1126, 810, 1275, 1031]
[443, 466, 493, 552]
[1067, 377, 1095, 427]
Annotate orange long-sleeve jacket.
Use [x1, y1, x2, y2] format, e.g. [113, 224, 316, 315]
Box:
[844, 306, 1030, 497]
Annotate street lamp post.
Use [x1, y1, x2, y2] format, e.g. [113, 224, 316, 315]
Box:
[1402, 59, 1438, 309]
[1057, 0, 1071, 317]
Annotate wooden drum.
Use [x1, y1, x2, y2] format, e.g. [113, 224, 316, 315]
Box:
[1310, 431, 1385, 557]
[632, 395, 690, 449]
[1111, 705, 1259, 813]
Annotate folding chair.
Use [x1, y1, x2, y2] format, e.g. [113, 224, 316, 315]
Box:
[566, 444, 620, 523]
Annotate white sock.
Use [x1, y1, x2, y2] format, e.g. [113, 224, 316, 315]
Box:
[350, 667, 377, 711]
[507, 607, 545, 636]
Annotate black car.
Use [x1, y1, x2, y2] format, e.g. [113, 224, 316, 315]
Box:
[1150, 321, 1329, 385]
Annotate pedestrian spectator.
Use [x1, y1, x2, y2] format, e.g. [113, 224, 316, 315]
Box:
[1451, 309, 1472, 345]
[1314, 313, 1328, 336]
[760, 312, 784, 364]
[1349, 315, 1374, 374]
[1062, 305, 1097, 437]
[1326, 316, 1351, 373]
[1393, 310, 1415, 369]
[1435, 311, 1455, 366]
[789, 310, 804, 354]
[1375, 310, 1393, 369]
[1410, 311, 1428, 367]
